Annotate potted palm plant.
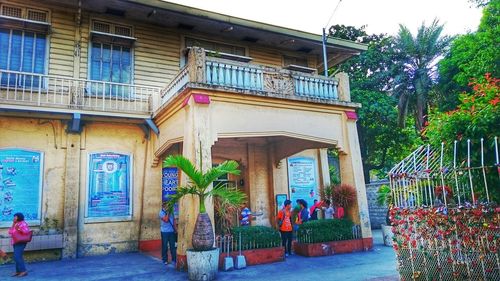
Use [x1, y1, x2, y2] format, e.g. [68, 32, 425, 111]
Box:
[163, 154, 246, 281]
[376, 184, 393, 246]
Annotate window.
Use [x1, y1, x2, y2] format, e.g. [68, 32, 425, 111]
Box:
[90, 43, 131, 84]
[86, 152, 132, 222]
[185, 37, 246, 56]
[283, 55, 308, 68]
[89, 20, 134, 96]
[0, 29, 46, 87]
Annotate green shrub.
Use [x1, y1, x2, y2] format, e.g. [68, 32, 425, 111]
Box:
[231, 226, 281, 250]
[297, 219, 354, 243]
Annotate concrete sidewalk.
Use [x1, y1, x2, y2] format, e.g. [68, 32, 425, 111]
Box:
[0, 230, 398, 281]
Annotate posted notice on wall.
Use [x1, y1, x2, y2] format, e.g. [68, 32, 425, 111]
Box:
[287, 157, 318, 209]
[162, 167, 179, 217]
[0, 149, 43, 227]
[87, 152, 131, 219]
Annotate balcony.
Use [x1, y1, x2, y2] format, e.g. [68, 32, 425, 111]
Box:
[0, 69, 161, 118]
[159, 47, 352, 112]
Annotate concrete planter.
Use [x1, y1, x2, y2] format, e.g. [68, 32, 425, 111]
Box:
[0, 234, 64, 252]
[218, 247, 284, 269]
[381, 224, 393, 247]
[294, 238, 372, 257]
[187, 248, 219, 281]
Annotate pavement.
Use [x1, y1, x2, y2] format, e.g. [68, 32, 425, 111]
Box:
[0, 229, 399, 281]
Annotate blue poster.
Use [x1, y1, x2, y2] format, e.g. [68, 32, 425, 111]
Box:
[287, 157, 318, 210]
[0, 149, 43, 227]
[87, 152, 131, 219]
[162, 167, 179, 217]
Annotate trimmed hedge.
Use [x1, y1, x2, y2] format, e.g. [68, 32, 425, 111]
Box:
[231, 226, 281, 250]
[297, 219, 354, 244]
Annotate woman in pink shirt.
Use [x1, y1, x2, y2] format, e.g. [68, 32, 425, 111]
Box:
[8, 213, 30, 277]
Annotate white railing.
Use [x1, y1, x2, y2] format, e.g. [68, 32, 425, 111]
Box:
[389, 137, 499, 208]
[160, 66, 190, 105]
[293, 75, 338, 100]
[0, 69, 161, 115]
[206, 59, 264, 91]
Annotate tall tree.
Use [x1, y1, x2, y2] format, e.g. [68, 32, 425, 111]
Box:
[436, 0, 499, 111]
[393, 19, 453, 133]
[332, 25, 419, 182]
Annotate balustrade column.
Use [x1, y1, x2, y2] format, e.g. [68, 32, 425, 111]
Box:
[187, 47, 206, 84]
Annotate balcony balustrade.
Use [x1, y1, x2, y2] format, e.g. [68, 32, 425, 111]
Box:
[159, 48, 346, 110]
[0, 69, 161, 117]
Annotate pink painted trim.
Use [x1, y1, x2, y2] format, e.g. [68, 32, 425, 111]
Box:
[345, 111, 358, 120]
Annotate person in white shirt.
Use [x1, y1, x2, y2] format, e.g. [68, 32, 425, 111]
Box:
[323, 200, 335, 219]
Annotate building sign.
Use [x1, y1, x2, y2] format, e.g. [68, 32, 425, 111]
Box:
[87, 152, 131, 219]
[0, 149, 43, 227]
[162, 167, 179, 217]
[275, 194, 288, 212]
[287, 157, 318, 209]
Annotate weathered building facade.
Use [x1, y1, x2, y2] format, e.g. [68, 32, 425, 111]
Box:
[0, 0, 371, 264]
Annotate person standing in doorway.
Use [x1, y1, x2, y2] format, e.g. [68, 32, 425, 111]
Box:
[277, 200, 293, 257]
[159, 202, 177, 267]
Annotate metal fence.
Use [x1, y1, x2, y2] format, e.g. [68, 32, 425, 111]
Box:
[215, 233, 281, 253]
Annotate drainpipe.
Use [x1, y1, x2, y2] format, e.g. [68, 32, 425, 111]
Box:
[136, 133, 150, 250]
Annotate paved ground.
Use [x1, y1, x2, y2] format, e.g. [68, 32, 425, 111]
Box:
[0, 230, 399, 281]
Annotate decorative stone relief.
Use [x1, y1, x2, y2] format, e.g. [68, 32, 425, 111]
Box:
[263, 72, 294, 95]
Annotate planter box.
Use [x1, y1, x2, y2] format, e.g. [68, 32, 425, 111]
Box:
[294, 238, 372, 257]
[381, 224, 394, 247]
[0, 234, 64, 253]
[218, 247, 284, 269]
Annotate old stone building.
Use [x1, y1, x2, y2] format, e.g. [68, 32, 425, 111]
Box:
[0, 0, 371, 264]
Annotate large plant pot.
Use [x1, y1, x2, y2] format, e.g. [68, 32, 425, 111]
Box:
[381, 224, 393, 247]
[187, 248, 219, 281]
[192, 213, 215, 251]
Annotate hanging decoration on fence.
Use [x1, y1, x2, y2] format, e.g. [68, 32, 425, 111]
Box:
[388, 137, 500, 280]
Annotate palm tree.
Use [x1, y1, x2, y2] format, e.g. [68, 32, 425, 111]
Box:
[394, 19, 453, 133]
[163, 154, 246, 251]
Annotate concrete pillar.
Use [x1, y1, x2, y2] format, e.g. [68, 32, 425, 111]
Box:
[177, 95, 215, 270]
[62, 132, 81, 259]
[335, 72, 351, 102]
[338, 117, 372, 245]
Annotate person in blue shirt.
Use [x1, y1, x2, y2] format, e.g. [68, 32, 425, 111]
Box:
[239, 202, 252, 226]
[159, 202, 176, 267]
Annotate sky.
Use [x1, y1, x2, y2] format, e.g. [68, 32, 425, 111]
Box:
[165, 0, 483, 36]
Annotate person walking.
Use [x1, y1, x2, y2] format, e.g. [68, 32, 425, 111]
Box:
[276, 200, 293, 257]
[159, 202, 177, 267]
[8, 213, 31, 277]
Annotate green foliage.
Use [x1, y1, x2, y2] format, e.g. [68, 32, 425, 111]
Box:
[425, 76, 500, 203]
[437, 0, 499, 110]
[425, 75, 499, 145]
[394, 19, 453, 132]
[163, 155, 246, 214]
[333, 24, 420, 181]
[297, 219, 354, 243]
[353, 89, 420, 180]
[231, 226, 281, 250]
[376, 185, 392, 207]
